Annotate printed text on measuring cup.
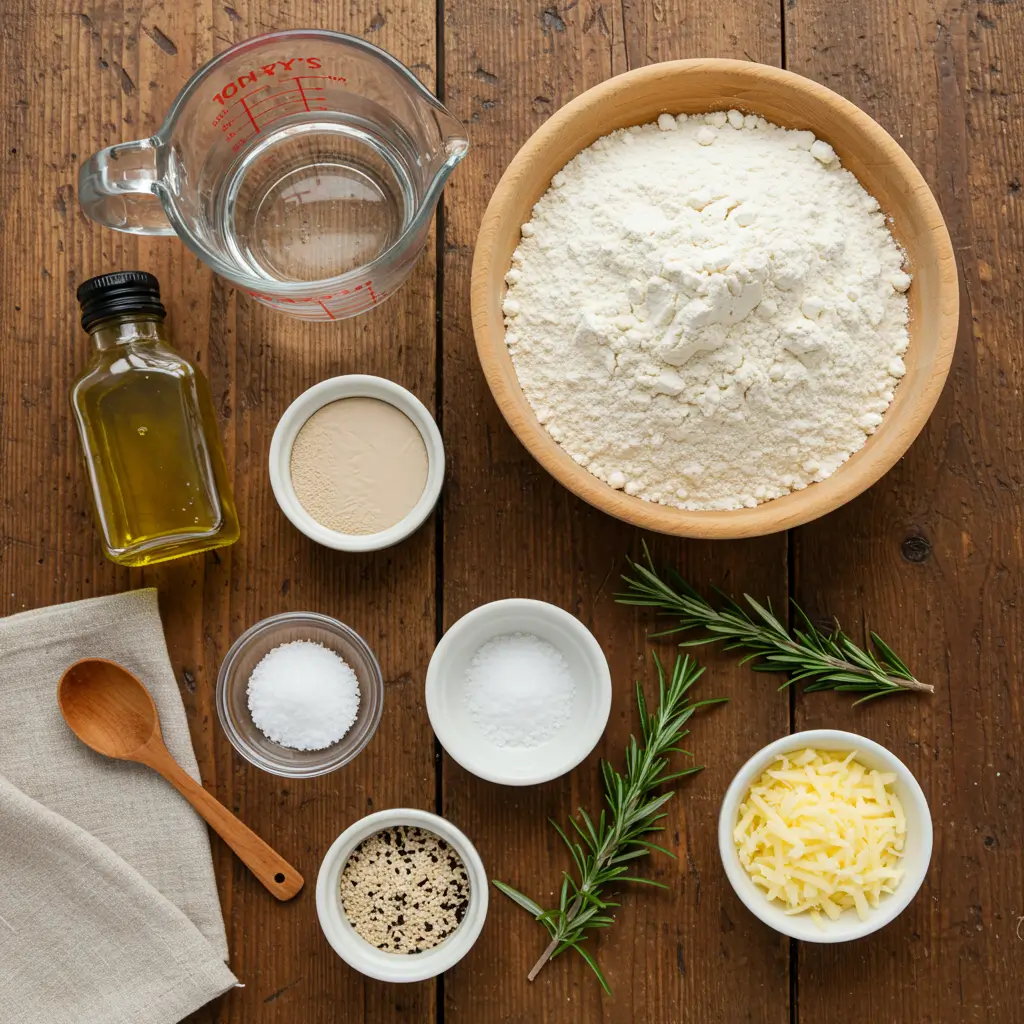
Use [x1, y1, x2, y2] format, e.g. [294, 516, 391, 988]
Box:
[210, 57, 348, 152]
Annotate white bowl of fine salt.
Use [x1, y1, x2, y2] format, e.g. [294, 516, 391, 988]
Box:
[425, 599, 612, 786]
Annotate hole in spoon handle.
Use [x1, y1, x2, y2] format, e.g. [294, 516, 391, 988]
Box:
[265, 863, 304, 901]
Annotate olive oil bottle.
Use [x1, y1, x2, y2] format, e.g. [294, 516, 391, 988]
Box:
[71, 272, 239, 566]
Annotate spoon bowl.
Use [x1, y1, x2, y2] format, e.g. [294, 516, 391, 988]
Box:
[57, 657, 304, 901]
[58, 658, 161, 759]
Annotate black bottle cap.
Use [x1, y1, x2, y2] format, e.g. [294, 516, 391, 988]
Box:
[77, 271, 166, 331]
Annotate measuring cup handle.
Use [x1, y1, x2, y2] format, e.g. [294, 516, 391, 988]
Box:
[78, 137, 176, 237]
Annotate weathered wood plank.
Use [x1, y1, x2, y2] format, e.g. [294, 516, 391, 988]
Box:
[1, 2, 438, 1021]
[441, 3, 790, 1021]
[786, 1, 1024, 1021]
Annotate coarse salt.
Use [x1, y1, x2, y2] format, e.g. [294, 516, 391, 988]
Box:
[462, 632, 576, 748]
[247, 640, 360, 750]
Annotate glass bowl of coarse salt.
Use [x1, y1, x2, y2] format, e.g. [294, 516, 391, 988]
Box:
[216, 611, 384, 778]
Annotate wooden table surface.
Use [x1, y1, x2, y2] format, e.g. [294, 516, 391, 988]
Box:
[3, 1, 1022, 1021]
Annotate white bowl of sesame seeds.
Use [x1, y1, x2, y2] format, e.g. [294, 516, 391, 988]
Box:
[316, 808, 489, 982]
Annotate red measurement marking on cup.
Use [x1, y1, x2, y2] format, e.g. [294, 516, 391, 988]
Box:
[208, 58, 346, 152]
[238, 96, 259, 134]
[247, 281, 383, 318]
[213, 90, 326, 136]
[213, 78, 335, 150]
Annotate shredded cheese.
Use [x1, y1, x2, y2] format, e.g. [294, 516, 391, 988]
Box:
[733, 748, 906, 925]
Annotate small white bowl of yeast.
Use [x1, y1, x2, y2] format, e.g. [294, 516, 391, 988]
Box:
[718, 729, 932, 942]
[269, 375, 445, 553]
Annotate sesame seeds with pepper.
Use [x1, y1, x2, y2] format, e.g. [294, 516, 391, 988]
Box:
[340, 826, 471, 954]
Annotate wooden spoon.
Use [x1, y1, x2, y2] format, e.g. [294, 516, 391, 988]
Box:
[58, 657, 303, 901]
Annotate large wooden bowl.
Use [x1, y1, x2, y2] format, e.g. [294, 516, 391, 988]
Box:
[471, 60, 958, 539]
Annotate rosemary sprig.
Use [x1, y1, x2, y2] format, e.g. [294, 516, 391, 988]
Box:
[617, 543, 932, 704]
[494, 653, 723, 993]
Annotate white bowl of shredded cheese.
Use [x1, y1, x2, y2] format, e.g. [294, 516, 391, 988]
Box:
[718, 730, 932, 942]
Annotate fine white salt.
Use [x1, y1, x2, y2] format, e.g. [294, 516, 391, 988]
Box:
[463, 632, 576, 748]
[247, 640, 360, 751]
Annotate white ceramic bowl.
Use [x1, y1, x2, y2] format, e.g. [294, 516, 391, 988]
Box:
[425, 599, 612, 786]
[269, 375, 445, 552]
[718, 729, 932, 943]
[315, 808, 488, 982]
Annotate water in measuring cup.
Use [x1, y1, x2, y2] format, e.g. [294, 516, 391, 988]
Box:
[218, 119, 414, 283]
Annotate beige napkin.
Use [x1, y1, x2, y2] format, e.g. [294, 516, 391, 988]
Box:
[0, 589, 237, 1024]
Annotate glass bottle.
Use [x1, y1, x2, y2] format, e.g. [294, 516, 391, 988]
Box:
[71, 271, 240, 566]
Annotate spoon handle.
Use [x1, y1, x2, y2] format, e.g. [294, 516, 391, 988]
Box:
[149, 749, 304, 901]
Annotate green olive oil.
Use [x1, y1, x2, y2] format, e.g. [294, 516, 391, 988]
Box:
[71, 272, 239, 566]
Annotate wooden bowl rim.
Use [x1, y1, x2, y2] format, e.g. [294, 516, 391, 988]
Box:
[470, 58, 959, 539]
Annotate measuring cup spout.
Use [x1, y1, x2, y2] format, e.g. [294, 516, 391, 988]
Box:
[438, 115, 470, 165]
[79, 137, 176, 236]
[421, 104, 469, 202]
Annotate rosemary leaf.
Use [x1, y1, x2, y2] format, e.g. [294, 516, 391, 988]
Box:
[493, 652, 722, 991]
[617, 542, 932, 703]
[492, 880, 546, 919]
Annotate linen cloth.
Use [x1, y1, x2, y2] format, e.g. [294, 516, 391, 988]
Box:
[0, 589, 237, 1023]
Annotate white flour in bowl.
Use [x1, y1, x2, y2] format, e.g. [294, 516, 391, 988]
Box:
[502, 111, 911, 510]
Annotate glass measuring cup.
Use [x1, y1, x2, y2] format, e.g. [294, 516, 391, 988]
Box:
[79, 30, 468, 321]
